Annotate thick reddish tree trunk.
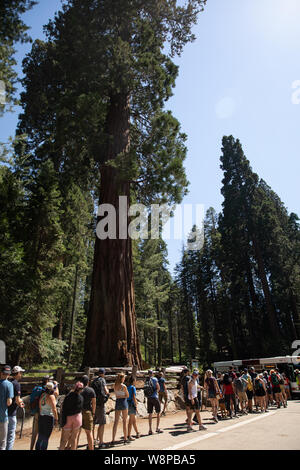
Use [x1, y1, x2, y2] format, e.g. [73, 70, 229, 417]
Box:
[82, 94, 142, 368]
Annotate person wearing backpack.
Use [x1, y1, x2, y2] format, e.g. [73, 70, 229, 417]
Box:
[222, 373, 238, 419]
[179, 368, 191, 424]
[204, 369, 221, 423]
[253, 375, 268, 413]
[158, 371, 168, 416]
[91, 368, 109, 448]
[276, 369, 287, 408]
[270, 369, 282, 408]
[233, 372, 248, 415]
[77, 375, 96, 450]
[144, 370, 162, 435]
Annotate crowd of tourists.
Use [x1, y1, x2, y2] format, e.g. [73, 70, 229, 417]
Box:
[0, 363, 298, 450]
[180, 366, 293, 430]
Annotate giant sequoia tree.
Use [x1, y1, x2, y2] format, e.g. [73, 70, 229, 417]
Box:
[17, 0, 206, 367]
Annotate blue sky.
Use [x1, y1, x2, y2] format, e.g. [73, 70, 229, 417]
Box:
[1, 0, 300, 274]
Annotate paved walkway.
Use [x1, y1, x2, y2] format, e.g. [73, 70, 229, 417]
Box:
[13, 400, 300, 450]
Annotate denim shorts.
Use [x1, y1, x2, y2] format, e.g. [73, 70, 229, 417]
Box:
[115, 398, 128, 411]
[128, 403, 137, 416]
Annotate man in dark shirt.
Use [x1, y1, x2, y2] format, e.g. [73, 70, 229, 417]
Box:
[158, 371, 168, 416]
[7, 366, 25, 450]
[77, 375, 96, 450]
[91, 368, 109, 448]
[180, 368, 191, 424]
[249, 367, 258, 411]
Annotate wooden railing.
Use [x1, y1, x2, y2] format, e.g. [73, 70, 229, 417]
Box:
[19, 366, 184, 396]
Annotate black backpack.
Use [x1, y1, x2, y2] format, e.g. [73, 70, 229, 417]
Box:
[144, 377, 155, 398]
[255, 378, 262, 392]
[91, 377, 108, 405]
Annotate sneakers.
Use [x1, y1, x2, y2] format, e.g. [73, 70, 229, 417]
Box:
[187, 426, 194, 432]
[148, 430, 153, 435]
[128, 436, 135, 441]
[161, 412, 166, 416]
[156, 429, 163, 434]
[98, 443, 107, 449]
[135, 433, 140, 439]
[199, 425, 207, 431]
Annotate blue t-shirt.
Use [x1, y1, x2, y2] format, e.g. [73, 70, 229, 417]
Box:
[127, 385, 136, 405]
[158, 377, 166, 393]
[0, 379, 14, 423]
[149, 377, 158, 399]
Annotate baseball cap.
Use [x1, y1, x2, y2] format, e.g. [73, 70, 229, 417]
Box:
[192, 369, 199, 376]
[98, 368, 105, 375]
[1, 365, 11, 375]
[148, 369, 153, 375]
[12, 366, 25, 374]
[43, 375, 54, 381]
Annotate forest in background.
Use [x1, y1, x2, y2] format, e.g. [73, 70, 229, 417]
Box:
[2, 133, 299, 369]
[0, 1, 299, 370]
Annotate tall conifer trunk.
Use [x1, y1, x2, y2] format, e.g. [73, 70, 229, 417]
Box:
[82, 94, 142, 368]
[252, 233, 280, 344]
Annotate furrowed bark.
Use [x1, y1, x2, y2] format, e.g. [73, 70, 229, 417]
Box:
[82, 93, 142, 368]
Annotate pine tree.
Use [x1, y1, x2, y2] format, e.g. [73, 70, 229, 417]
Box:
[134, 236, 171, 367]
[0, 0, 37, 114]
